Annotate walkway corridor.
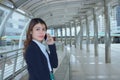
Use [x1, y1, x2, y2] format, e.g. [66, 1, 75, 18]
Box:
[70, 44, 120, 80]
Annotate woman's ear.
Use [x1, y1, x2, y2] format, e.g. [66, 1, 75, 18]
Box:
[30, 32, 32, 34]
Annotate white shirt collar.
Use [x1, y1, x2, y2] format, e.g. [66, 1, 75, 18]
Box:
[32, 39, 46, 51]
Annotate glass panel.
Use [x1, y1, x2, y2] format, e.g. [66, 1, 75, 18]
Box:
[3, 11, 29, 49]
[71, 27, 75, 36]
[47, 28, 55, 36]
[0, 9, 4, 25]
[57, 28, 61, 36]
[66, 28, 70, 36]
[116, 6, 120, 27]
[111, 6, 120, 43]
[76, 26, 80, 35]
[0, 5, 10, 47]
[0, 6, 10, 28]
[83, 23, 86, 36]
[98, 14, 105, 44]
[62, 28, 65, 36]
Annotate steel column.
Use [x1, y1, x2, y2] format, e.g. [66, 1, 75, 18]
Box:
[104, 0, 111, 63]
[93, 8, 98, 57]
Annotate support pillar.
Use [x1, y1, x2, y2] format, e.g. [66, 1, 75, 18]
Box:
[74, 20, 77, 48]
[80, 20, 83, 50]
[54, 28, 58, 41]
[93, 8, 98, 57]
[65, 24, 67, 45]
[104, 0, 111, 63]
[70, 22, 72, 47]
[60, 27, 63, 42]
[86, 15, 90, 52]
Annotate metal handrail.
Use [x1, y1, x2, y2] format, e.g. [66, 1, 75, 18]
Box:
[0, 48, 23, 55]
[0, 42, 70, 80]
[0, 48, 26, 80]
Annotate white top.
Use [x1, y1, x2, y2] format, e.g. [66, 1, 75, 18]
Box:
[32, 39, 52, 72]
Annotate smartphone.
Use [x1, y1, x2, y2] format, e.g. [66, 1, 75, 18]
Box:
[44, 34, 47, 40]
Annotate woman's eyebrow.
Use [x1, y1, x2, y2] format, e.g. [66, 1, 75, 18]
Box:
[34, 26, 46, 30]
[34, 26, 41, 28]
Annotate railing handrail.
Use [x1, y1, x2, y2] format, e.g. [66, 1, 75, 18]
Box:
[0, 48, 26, 80]
[0, 48, 23, 55]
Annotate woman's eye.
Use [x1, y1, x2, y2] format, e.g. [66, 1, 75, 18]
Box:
[36, 28, 40, 31]
[42, 28, 46, 31]
[35, 28, 46, 31]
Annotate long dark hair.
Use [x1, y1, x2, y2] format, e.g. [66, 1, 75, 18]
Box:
[23, 18, 47, 56]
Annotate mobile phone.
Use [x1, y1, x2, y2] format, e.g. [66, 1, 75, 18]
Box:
[44, 34, 47, 40]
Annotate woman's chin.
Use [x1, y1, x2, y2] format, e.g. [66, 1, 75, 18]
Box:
[36, 39, 43, 42]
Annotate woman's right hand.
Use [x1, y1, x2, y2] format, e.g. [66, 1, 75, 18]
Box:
[46, 34, 54, 45]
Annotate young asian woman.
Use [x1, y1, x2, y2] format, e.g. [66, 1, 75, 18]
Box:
[23, 18, 58, 80]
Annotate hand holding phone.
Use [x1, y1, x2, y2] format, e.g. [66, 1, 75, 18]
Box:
[45, 34, 54, 45]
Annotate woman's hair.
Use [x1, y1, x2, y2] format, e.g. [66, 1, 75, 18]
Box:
[23, 18, 47, 56]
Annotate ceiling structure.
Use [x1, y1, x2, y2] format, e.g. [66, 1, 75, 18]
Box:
[1, 0, 118, 27]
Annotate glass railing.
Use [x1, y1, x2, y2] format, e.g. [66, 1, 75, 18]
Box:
[0, 48, 26, 80]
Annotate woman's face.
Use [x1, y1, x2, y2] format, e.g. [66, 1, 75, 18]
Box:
[32, 23, 46, 42]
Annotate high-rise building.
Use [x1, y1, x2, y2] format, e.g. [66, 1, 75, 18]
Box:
[116, 6, 120, 27]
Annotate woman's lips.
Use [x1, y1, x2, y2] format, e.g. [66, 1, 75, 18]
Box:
[38, 36, 44, 38]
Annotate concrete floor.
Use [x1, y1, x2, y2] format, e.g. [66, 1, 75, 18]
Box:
[70, 44, 120, 80]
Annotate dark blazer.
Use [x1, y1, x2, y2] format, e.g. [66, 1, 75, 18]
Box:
[25, 41, 58, 80]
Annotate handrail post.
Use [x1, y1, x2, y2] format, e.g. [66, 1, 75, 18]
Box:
[12, 51, 19, 78]
[1, 57, 7, 80]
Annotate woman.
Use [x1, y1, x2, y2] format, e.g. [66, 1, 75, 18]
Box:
[24, 18, 58, 80]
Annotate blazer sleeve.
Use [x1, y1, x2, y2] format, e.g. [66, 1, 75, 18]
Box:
[48, 43, 58, 68]
[25, 45, 50, 80]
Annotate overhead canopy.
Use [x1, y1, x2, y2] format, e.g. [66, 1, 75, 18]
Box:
[0, 0, 118, 27]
